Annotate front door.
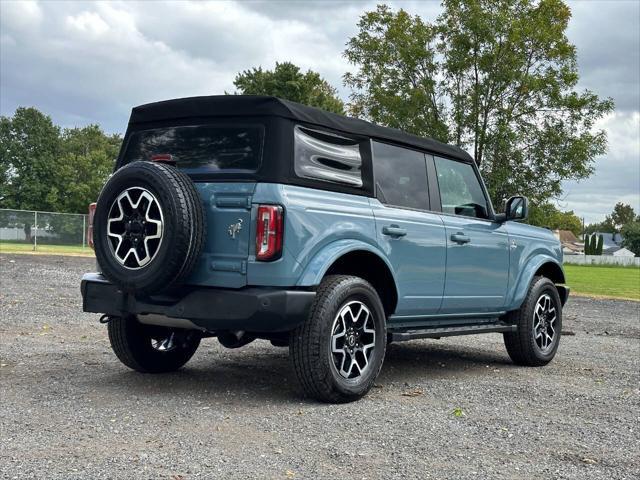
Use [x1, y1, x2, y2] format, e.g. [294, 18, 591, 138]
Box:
[433, 156, 510, 314]
[371, 142, 447, 319]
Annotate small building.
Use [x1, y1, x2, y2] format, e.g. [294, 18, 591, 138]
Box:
[602, 246, 635, 257]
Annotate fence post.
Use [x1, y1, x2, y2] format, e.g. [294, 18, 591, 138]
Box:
[33, 211, 38, 251]
[82, 215, 86, 249]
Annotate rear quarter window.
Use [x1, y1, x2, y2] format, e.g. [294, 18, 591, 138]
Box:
[294, 126, 363, 187]
[122, 124, 263, 174]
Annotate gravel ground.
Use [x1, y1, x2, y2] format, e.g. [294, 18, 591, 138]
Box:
[1, 254, 639, 479]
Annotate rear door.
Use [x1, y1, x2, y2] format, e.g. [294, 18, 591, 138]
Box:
[370, 142, 446, 319]
[432, 156, 509, 313]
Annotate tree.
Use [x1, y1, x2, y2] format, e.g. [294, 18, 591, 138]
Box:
[527, 202, 582, 236]
[596, 234, 604, 255]
[233, 62, 344, 114]
[344, 1, 614, 205]
[0, 107, 61, 211]
[610, 202, 636, 231]
[0, 107, 121, 214]
[621, 221, 640, 256]
[584, 234, 591, 255]
[584, 218, 615, 235]
[58, 125, 121, 213]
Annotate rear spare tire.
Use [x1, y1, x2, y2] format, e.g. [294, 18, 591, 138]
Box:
[93, 160, 205, 295]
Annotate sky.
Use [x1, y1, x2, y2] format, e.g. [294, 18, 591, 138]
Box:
[1, 0, 638, 223]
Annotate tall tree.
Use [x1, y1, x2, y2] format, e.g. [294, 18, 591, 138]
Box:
[0, 107, 121, 214]
[621, 221, 640, 256]
[58, 125, 121, 213]
[0, 107, 61, 211]
[344, 1, 614, 205]
[233, 62, 344, 114]
[610, 202, 636, 231]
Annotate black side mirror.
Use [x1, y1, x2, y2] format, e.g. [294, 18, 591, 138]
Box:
[505, 196, 528, 221]
[495, 196, 528, 223]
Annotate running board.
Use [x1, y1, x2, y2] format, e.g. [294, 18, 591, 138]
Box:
[390, 323, 516, 342]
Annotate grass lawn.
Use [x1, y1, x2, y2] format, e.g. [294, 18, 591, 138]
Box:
[564, 264, 640, 301]
[0, 242, 94, 257]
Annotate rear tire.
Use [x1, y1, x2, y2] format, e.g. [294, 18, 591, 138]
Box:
[107, 315, 200, 373]
[290, 275, 386, 403]
[503, 276, 562, 366]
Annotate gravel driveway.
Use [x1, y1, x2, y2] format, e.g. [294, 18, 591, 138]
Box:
[1, 254, 639, 479]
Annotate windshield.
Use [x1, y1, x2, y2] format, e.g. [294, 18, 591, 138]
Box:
[122, 124, 263, 174]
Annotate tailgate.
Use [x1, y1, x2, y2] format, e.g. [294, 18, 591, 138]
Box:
[186, 182, 256, 288]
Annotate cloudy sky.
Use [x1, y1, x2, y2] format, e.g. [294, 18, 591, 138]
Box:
[1, 0, 638, 222]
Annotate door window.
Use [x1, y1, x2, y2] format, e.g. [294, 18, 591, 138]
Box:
[434, 157, 489, 219]
[372, 142, 429, 210]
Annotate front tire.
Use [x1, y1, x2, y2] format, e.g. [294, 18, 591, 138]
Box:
[107, 315, 200, 373]
[503, 276, 562, 366]
[290, 275, 387, 403]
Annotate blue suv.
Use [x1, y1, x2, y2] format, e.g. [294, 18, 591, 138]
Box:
[82, 96, 569, 403]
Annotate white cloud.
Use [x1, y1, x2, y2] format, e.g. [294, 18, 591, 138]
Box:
[561, 111, 640, 223]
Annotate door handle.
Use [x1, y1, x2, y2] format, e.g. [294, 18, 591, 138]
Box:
[382, 225, 407, 237]
[450, 232, 470, 244]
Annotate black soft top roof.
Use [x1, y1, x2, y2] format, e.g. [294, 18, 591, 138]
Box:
[129, 95, 473, 163]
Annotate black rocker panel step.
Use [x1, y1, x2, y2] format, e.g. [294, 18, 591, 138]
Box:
[390, 323, 517, 342]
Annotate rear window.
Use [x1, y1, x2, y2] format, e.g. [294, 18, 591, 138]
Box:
[122, 124, 263, 173]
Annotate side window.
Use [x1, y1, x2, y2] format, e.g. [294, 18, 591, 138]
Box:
[294, 126, 363, 187]
[372, 141, 429, 210]
[434, 156, 489, 219]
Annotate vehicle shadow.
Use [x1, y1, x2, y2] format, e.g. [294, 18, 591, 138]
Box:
[84, 339, 514, 403]
[379, 340, 514, 383]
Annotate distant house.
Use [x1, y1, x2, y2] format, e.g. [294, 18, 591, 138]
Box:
[602, 246, 635, 257]
[553, 229, 583, 255]
[591, 232, 624, 249]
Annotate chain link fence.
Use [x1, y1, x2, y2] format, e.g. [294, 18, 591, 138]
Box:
[0, 208, 91, 253]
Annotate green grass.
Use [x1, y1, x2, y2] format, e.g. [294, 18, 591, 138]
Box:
[564, 264, 640, 301]
[0, 242, 94, 256]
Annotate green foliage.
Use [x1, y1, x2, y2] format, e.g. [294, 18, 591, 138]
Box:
[344, 1, 614, 205]
[585, 203, 637, 234]
[233, 62, 344, 114]
[584, 234, 591, 255]
[527, 202, 582, 236]
[621, 221, 640, 256]
[584, 218, 615, 235]
[610, 202, 636, 231]
[596, 234, 604, 255]
[0, 107, 61, 211]
[0, 108, 121, 214]
[584, 233, 603, 255]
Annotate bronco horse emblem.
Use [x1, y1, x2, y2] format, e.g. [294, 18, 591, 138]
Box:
[227, 218, 243, 239]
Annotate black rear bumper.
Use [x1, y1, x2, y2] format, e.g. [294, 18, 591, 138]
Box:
[81, 273, 315, 332]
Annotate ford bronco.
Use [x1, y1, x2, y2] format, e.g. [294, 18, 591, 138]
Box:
[82, 95, 569, 403]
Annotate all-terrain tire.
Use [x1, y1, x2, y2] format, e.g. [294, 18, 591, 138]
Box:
[93, 160, 205, 295]
[290, 275, 387, 403]
[503, 276, 563, 366]
[107, 315, 200, 373]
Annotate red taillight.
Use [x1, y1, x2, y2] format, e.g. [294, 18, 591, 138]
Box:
[256, 205, 283, 261]
[150, 153, 175, 164]
[88, 202, 97, 249]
